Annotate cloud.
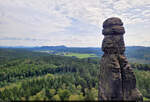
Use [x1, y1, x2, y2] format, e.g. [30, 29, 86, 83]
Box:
[113, 0, 131, 10]
[0, 0, 150, 47]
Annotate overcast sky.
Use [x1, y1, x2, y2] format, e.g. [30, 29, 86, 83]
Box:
[0, 0, 150, 47]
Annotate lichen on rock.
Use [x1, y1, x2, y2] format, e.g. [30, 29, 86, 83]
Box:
[98, 17, 143, 101]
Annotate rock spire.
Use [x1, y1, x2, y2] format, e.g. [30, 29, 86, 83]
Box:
[98, 17, 143, 101]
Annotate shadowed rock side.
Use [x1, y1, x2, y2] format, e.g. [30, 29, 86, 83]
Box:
[98, 17, 143, 101]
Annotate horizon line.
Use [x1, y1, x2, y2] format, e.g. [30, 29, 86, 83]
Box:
[0, 45, 150, 48]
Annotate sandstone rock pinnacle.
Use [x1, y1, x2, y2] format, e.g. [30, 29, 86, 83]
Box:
[98, 17, 143, 101]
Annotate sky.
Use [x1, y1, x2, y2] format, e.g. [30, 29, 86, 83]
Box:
[0, 0, 150, 47]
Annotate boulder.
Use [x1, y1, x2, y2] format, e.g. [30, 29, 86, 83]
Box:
[102, 25, 125, 35]
[103, 17, 123, 28]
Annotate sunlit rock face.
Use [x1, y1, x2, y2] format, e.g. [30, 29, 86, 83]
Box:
[98, 17, 143, 101]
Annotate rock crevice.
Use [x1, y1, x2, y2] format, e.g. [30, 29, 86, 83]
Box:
[98, 17, 143, 101]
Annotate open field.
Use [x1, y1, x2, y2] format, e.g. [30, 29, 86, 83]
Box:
[62, 53, 97, 58]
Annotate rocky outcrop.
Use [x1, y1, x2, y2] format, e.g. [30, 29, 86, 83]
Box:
[98, 17, 143, 101]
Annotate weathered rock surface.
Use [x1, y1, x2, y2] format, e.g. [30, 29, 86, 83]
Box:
[98, 17, 143, 101]
[102, 26, 125, 35]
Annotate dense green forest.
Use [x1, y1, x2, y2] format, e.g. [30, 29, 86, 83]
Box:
[0, 48, 150, 101]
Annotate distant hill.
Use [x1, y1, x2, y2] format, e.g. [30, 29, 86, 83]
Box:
[0, 45, 150, 64]
[26, 45, 102, 55]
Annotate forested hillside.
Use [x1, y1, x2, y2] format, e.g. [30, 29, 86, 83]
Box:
[0, 48, 150, 101]
[1, 46, 150, 64]
[29, 46, 150, 64]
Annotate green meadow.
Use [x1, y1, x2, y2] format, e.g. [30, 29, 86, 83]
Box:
[63, 53, 97, 58]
